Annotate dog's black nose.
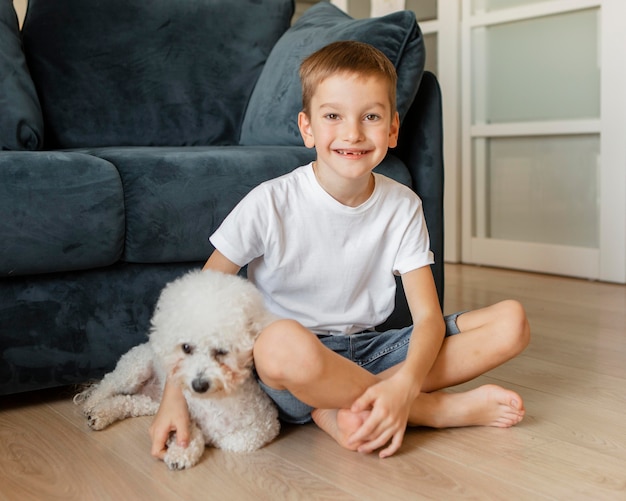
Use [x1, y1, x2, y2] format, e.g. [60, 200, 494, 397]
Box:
[192, 378, 210, 393]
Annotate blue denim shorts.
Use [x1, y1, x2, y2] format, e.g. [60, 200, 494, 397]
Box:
[257, 311, 466, 424]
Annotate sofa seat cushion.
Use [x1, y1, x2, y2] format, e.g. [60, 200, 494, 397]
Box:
[85, 146, 412, 264]
[0, 152, 124, 277]
[21, 0, 294, 149]
[240, 1, 425, 146]
[0, 0, 43, 150]
[0, 262, 197, 394]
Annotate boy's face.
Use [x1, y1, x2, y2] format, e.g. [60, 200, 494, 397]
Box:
[298, 72, 399, 188]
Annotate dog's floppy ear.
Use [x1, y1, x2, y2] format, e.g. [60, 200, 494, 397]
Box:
[247, 311, 278, 340]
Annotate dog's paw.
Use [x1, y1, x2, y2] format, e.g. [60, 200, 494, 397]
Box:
[84, 398, 120, 430]
[164, 451, 195, 471]
[163, 427, 205, 470]
[86, 410, 113, 431]
[164, 443, 201, 471]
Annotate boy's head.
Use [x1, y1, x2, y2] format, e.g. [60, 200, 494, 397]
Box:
[299, 41, 397, 117]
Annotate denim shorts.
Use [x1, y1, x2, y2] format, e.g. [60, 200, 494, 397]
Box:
[257, 311, 466, 424]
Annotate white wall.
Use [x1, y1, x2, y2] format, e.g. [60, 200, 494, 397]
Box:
[12, 0, 27, 27]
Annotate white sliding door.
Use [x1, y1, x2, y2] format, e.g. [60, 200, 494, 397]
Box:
[462, 0, 626, 282]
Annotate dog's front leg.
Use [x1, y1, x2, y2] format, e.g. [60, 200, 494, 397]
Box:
[86, 394, 160, 430]
[163, 423, 205, 470]
[76, 343, 156, 416]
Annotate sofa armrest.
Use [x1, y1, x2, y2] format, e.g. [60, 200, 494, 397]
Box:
[394, 71, 445, 309]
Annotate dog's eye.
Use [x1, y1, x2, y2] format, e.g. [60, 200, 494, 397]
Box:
[181, 343, 193, 355]
[212, 348, 228, 359]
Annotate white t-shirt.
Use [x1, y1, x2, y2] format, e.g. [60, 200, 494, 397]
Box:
[210, 163, 434, 335]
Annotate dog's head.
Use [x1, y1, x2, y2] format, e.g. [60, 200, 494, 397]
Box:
[149, 270, 273, 397]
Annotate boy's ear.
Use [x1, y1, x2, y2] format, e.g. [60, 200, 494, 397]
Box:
[388, 111, 400, 149]
[298, 111, 315, 148]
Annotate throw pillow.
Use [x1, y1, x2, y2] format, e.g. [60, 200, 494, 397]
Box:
[21, 0, 293, 148]
[0, 0, 43, 150]
[239, 2, 424, 146]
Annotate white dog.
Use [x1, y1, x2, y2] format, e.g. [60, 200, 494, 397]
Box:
[75, 269, 280, 470]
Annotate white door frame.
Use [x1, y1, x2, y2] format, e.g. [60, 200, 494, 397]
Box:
[461, 0, 626, 283]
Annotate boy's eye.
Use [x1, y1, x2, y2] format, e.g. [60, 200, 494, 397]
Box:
[324, 113, 339, 120]
[364, 114, 380, 121]
[181, 343, 193, 354]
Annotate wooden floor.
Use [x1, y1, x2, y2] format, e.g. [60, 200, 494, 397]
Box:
[1, 264, 625, 500]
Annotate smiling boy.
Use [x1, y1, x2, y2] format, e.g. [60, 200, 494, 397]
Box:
[150, 41, 530, 460]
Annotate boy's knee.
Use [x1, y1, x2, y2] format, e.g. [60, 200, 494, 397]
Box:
[498, 300, 530, 353]
[253, 319, 323, 387]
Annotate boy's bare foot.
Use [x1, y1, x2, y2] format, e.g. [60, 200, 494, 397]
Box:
[418, 384, 525, 429]
[311, 408, 370, 451]
[312, 384, 524, 452]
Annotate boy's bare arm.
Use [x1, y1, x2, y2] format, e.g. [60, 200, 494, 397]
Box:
[150, 250, 240, 459]
[348, 266, 445, 458]
[150, 378, 191, 459]
[394, 266, 445, 393]
[203, 249, 241, 274]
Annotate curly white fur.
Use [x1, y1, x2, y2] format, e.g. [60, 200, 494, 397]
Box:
[75, 270, 280, 470]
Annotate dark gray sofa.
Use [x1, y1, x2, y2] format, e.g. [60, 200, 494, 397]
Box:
[0, 0, 444, 396]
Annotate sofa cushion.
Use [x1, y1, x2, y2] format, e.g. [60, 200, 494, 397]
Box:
[0, 152, 124, 277]
[21, 0, 294, 149]
[240, 2, 424, 146]
[87, 146, 315, 263]
[0, 262, 197, 394]
[0, 0, 43, 151]
[85, 146, 412, 264]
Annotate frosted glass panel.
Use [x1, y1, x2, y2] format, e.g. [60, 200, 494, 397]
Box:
[471, 0, 545, 14]
[423, 33, 438, 75]
[347, 0, 371, 19]
[474, 135, 599, 247]
[472, 9, 600, 123]
[345, 0, 437, 20]
[406, 0, 437, 21]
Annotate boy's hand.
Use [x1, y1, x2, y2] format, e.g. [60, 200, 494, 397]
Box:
[149, 379, 191, 460]
[348, 374, 417, 458]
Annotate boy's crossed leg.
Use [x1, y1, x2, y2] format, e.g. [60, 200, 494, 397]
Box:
[253, 300, 530, 456]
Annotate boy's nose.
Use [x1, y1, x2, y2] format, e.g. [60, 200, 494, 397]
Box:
[343, 120, 364, 142]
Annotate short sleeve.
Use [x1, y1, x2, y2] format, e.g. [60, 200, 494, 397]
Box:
[393, 197, 434, 275]
[209, 186, 269, 267]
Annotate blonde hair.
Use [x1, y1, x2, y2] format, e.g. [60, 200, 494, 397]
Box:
[299, 41, 397, 116]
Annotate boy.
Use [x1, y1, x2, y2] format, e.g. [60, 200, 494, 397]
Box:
[150, 41, 530, 460]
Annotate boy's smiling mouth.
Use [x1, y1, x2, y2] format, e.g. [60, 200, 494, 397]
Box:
[335, 149, 370, 157]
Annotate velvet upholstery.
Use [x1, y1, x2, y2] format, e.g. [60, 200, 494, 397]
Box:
[0, 263, 198, 394]
[240, 1, 424, 146]
[89, 146, 317, 263]
[0, 0, 43, 150]
[21, 0, 293, 148]
[0, 152, 124, 276]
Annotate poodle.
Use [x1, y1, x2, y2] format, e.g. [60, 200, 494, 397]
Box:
[75, 269, 280, 470]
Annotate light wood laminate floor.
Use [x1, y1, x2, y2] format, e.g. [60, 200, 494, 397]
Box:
[1, 264, 625, 500]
